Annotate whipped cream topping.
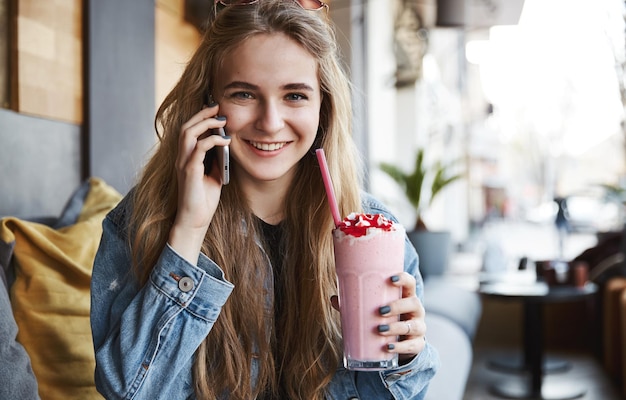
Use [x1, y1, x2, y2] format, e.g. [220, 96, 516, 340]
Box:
[337, 212, 396, 237]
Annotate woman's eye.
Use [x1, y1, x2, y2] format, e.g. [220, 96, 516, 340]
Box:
[286, 93, 307, 101]
[230, 92, 253, 100]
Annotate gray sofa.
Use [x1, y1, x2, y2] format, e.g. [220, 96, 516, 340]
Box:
[424, 277, 482, 400]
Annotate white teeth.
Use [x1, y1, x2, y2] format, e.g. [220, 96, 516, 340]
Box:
[249, 141, 286, 151]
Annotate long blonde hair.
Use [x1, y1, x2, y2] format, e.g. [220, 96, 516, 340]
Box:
[129, 1, 362, 398]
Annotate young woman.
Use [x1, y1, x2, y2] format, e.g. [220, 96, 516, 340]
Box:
[90, 1, 439, 399]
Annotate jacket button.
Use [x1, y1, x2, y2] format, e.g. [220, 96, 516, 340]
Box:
[178, 277, 194, 292]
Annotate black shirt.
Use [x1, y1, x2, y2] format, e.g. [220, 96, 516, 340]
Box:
[257, 218, 285, 400]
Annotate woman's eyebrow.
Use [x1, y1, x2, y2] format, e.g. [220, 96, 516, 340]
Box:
[224, 81, 257, 91]
[282, 83, 315, 92]
[223, 81, 315, 92]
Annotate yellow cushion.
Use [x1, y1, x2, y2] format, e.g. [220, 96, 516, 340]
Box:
[0, 177, 122, 400]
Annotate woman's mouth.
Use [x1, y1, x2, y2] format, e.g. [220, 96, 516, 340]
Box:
[249, 141, 287, 151]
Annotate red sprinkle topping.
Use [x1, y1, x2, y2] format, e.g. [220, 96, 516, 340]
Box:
[337, 213, 395, 237]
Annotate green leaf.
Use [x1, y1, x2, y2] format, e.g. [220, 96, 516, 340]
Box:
[430, 161, 463, 206]
[379, 148, 464, 230]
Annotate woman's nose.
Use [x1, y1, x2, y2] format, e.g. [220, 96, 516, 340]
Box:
[255, 100, 285, 134]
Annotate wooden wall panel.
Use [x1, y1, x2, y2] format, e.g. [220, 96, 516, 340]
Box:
[0, 0, 8, 109]
[155, 0, 201, 109]
[16, 0, 82, 123]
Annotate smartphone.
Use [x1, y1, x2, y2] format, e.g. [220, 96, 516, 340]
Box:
[203, 126, 230, 185]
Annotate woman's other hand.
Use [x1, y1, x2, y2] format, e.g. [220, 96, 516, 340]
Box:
[377, 272, 427, 362]
[330, 271, 427, 362]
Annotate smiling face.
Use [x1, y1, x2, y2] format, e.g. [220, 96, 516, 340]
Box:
[214, 33, 322, 192]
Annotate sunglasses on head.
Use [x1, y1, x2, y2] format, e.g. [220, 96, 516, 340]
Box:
[214, 0, 329, 16]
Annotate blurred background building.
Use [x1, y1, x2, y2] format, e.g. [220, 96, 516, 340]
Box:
[364, 0, 625, 249]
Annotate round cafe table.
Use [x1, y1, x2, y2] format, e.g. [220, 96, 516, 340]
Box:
[479, 281, 597, 400]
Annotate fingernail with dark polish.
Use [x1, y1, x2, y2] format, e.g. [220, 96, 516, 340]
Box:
[223, 135, 232, 140]
[378, 324, 390, 333]
[215, 115, 227, 121]
[379, 305, 391, 315]
[387, 343, 395, 351]
[390, 275, 400, 283]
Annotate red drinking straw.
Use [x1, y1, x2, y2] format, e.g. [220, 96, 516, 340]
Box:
[315, 149, 342, 228]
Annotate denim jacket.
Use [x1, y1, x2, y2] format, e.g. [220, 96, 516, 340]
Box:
[90, 192, 439, 399]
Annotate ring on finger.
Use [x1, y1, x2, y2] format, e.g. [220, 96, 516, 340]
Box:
[405, 320, 411, 335]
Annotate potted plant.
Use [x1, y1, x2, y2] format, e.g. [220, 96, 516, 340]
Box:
[380, 148, 463, 277]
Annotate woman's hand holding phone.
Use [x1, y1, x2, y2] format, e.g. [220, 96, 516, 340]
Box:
[168, 104, 231, 264]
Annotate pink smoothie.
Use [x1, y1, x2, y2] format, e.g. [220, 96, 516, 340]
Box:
[333, 213, 405, 370]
